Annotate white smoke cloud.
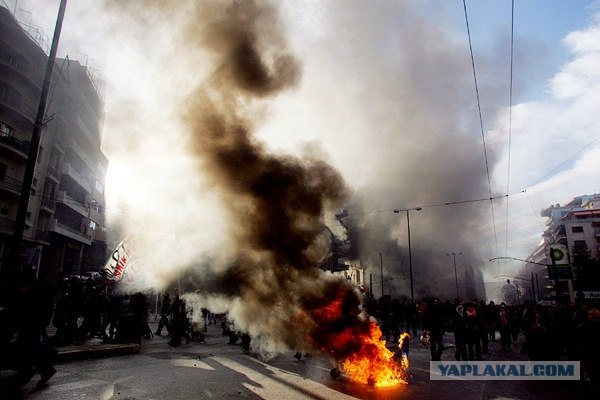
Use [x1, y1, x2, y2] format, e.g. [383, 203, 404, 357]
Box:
[11, 0, 600, 302]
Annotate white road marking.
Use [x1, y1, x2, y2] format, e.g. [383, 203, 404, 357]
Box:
[170, 358, 216, 370]
[213, 356, 358, 400]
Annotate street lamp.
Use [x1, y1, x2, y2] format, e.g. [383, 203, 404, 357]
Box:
[393, 207, 422, 302]
[379, 252, 384, 297]
[446, 252, 463, 299]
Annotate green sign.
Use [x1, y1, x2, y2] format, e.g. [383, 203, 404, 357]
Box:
[547, 263, 573, 280]
[547, 245, 572, 280]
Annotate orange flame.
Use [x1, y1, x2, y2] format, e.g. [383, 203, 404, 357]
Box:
[308, 291, 409, 388]
[340, 322, 409, 388]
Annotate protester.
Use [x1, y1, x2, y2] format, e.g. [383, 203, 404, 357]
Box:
[452, 301, 468, 361]
[498, 304, 511, 351]
[155, 293, 172, 336]
[464, 302, 482, 360]
[422, 298, 444, 361]
[3, 269, 57, 389]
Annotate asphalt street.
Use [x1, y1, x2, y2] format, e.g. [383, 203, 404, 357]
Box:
[0, 321, 592, 400]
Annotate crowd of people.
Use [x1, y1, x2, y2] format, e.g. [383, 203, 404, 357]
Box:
[0, 271, 208, 389]
[2, 269, 599, 392]
[364, 293, 600, 392]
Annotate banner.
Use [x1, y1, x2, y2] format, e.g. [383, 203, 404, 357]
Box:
[102, 237, 134, 282]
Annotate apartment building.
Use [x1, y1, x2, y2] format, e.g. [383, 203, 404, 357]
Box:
[0, 6, 108, 280]
[523, 193, 600, 298]
[541, 194, 600, 260]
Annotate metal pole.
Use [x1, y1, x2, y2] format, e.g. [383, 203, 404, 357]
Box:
[407, 210, 414, 302]
[531, 272, 536, 302]
[550, 247, 562, 302]
[369, 273, 373, 296]
[453, 253, 459, 298]
[8, 0, 68, 271]
[379, 252, 384, 297]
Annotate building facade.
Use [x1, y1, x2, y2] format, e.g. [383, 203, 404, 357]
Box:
[0, 6, 108, 280]
[523, 193, 600, 299]
[540, 194, 600, 261]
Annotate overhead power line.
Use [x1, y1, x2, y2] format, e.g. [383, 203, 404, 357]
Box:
[505, 0, 515, 259]
[462, 0, 500, 255]
[344, 190, 526, 217]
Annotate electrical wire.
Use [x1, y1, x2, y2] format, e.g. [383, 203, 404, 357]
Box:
[344, 190, 525, 217]
[526, 135, 600, 189]
[462, 0, 500, 255]
[505, 0, 515, 260]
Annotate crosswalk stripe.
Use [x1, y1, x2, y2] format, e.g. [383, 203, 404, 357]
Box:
[213, 356, 358, 400]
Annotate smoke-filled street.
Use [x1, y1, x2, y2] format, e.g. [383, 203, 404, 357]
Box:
[9, 322, 587, 400]
[1, 0, 600, 398]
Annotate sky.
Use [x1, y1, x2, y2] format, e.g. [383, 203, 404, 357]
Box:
[6, 0, 600, 302]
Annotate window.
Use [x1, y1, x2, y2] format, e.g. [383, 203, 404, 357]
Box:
[0, 42, 29, 70]
[0, 121, 14, 137]
[572, 226, 584, 233]
[89, 220, 97, 230]
[94, 180, 104, 194]
[37, 146, 44, 163]
[0, 82, 22, 107]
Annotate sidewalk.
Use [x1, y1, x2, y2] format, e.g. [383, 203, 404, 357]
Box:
[49, 320, 167, 363]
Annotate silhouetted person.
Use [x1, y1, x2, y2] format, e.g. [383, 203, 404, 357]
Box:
[241, 333, 251, 354]
[168, 295, 185, 346]
[452, 301, 468, 361]
[422, 298, 444, 361]
[464, 302, 482, 360]
[155, 293, 172, 336]
[8, 269, 57, 388]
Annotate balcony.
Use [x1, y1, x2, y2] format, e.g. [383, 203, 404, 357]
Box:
[0, 216, 15, 233]
[47, 164, 61, 182]
[60, 162, 92, 193]
[56, 190, 88, 216]
[0, 135, 30, 159]
[47, 218, 91, 245]
[35, 230, 49, 244]
[67, 138, 95, 172]
[72, 115, 98, 148]
[0, 174, 21, 195]
[40, 195, 56, 213]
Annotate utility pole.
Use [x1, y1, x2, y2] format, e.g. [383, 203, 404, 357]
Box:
[393, 207, 422, 302]
[8, 0, 68, 272]
[379, 252, 384, 297]
[447, 252, 462, 299]
[531, 272, 536, 302]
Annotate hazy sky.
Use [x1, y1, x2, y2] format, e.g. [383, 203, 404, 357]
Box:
[8, 0, 600, 300]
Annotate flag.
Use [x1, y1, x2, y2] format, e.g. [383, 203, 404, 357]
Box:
[102, 237, 134, 282]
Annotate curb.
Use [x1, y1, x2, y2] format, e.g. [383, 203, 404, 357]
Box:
[56, 343, 141, 363]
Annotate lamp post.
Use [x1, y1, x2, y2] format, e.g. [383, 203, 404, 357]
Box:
[393, 207, 422, 302]
[379, 252, 384, 297]
[447, 252, 462, 299]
